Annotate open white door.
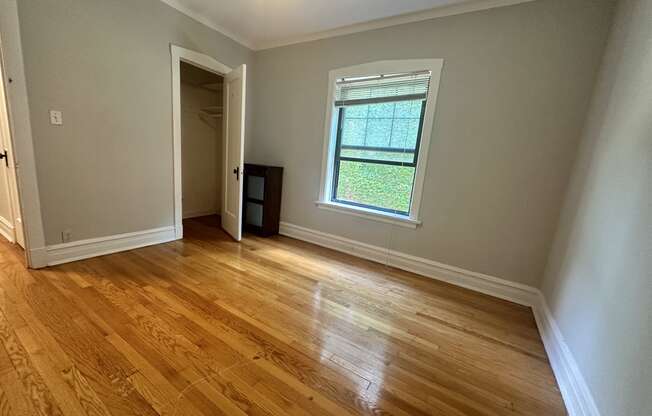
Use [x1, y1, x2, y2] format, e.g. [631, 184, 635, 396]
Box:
[0, 54, 24, 248]
[221, 64, 246, 241]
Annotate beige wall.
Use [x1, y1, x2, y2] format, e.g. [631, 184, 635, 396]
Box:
[541, 0, 652, 414]
[16, 0, 253, 245]
[250, 0, 615, 285]
[181, 82, 222, 218]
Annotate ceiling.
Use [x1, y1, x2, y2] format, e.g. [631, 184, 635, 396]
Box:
[161, 0, 532, 50]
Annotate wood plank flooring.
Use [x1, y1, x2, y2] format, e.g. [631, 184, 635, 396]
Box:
[0, 216, 566, 415]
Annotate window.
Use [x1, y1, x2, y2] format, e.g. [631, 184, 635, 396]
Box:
[319, 60, 443, 227]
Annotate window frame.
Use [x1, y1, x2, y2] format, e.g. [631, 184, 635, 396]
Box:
[330, 102, 426, 215]
[317, 59, 444, 228]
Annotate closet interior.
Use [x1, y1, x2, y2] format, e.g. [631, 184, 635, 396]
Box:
[180, 61, 224, 220]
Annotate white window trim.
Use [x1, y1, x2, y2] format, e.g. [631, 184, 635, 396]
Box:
[317, 59, 444, 227]
[315, 200, 421, 228]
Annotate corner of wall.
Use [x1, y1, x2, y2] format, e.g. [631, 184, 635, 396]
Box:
[0, 0, 48, 267]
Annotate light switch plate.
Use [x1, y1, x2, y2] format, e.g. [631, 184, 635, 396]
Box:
[49, 110, 63, 125]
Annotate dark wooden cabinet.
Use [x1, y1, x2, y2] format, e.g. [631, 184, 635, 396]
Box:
[242, 164, 283, 236]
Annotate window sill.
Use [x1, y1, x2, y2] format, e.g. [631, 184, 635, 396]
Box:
[315, 200, 421, 229]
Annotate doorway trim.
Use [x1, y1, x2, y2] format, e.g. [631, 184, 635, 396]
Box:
[0, 0, 48, 267]
[170, 44, 231, 239]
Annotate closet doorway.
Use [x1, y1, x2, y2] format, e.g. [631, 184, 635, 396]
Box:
[180, 62, 224, 223]
[171, 45, 247, 242]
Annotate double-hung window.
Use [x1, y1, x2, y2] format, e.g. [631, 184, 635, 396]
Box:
[319, 60, 443, 227]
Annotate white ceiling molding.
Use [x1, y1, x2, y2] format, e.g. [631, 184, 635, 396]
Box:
[159, 0, 256, 49]
[256, 0, 536, 50]
[160, 0, 536, 51]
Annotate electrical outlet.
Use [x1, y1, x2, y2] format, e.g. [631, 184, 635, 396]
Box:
[62, 229, 72, 243]
[49, 110, 63, 126]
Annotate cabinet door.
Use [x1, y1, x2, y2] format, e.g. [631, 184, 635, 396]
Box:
[244, 174, 265, 229]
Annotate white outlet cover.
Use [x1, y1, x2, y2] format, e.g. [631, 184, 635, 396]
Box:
[49, 110, 63, 125]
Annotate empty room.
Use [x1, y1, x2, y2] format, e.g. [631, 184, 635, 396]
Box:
[0, 0, 649, 415]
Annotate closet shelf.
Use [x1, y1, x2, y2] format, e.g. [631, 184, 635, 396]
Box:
[199, 106, 223, 118]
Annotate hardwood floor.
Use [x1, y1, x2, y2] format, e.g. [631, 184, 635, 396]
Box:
[0, 216, 566, 415]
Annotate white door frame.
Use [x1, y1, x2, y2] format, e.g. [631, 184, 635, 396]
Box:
[170, 44, 231, 239]
[0, 0, 47, 268]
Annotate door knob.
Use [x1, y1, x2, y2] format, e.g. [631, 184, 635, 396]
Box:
[233, 166, 240, 181]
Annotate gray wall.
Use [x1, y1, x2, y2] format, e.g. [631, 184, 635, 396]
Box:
[16, 0, 253, 245]
[541, 0, 652, 414]
[249, 0, 615, 285]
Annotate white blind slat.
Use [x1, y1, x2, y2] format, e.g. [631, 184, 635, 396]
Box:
[335, 71, 431, 107]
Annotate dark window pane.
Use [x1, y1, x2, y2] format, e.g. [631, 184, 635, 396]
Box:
[335, 161, 415, 213]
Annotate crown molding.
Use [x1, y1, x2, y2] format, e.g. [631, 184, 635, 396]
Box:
[158, 0, 256, 50]
[256, 0, 535, 50]
[160, 0, 535, 51]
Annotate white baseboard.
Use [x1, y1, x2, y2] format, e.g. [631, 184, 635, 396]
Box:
[46, 226, 177, 266]
[279, 221, 538, 306]
[0, 216, 15, 243]
[279, 221, 599, 416]
[28, 247, 48, 268]
[531, 293, 601, 416]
